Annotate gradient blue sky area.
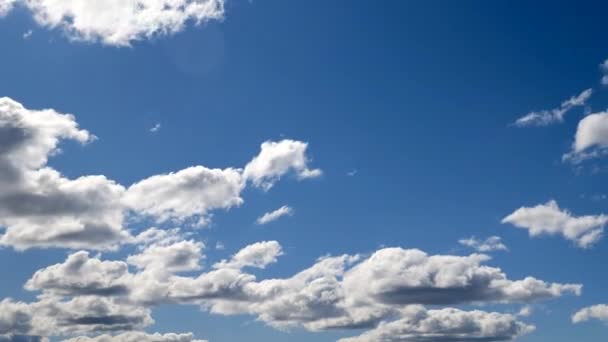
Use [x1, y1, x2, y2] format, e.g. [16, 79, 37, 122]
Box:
[1, 1, 608, 341]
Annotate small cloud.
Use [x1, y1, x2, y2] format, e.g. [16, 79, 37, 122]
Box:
[513, 88, 593, 127]
[23, 29, 33, 39]
[215, 241, 225, 250]
[256, 205, 293, 225]
[149, 123, 161, 133]
[347, 169, 358, 177]
[518, 305, 533, 317]
[458, 236, 508, 252]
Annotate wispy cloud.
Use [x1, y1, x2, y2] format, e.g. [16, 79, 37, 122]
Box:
[514, 88, 592, 127]
[149, 123, 161, 133]
[256, 205, 293, 225]
[459, 236, 508, 252]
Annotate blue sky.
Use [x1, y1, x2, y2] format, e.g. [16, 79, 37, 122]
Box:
[1, 1, 608, 341]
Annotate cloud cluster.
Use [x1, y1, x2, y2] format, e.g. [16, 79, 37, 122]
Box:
[514, 88, 592, 127]
[0, 97, 321, 250]
[0, 0, 225, 46]
[4, 237, 580, 340]
[502, 200, 608, 248]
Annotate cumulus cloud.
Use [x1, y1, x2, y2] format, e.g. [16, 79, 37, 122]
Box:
[572, 304, 608, 323]
[214, 241, 283, 270]
[123, 166, 244, 227]
[502, 200, 608, 248]
[338, 307, 535, 342]
[62, 332, 207, 342]
[0, 0, 225, 46]
[0, 97, 128, 251]
[563, 111, 608, 163]
[5, 241, 581, 340]
[243, 140, 322, 190]
[256, 205, 293, 225]
[459, 236, 508, 252]
[514, 88, 592, 127]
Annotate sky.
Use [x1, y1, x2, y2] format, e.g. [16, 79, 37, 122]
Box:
[0, 0, 608, 341]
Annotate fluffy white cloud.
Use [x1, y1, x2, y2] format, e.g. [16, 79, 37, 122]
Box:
[502, 200, 608, 248]
[0, 0, 224, 46]
[124, 166, 244, 227]
[564, 111, 608, 162]
[459, 236, 508, 252]
[338, 307, 535, 342]
[256, 205, 293, 225]
[62, 332, 207, 342]
[243, 140, 322, 190]
[214, 241, 283, 270]
[127, 240, 204, 273]
[572, 304, 608, 323]
[6, 241, 582, 340]
[514, 88, 592, 127]
[25, 251, 131, 297]
[0, 97, 128, 251]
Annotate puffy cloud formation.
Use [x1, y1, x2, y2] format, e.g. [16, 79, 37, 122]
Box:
[564, 111, 608, 162]
[459, 236, 508, 252]
[502, 200, 608, 248]
[0, 0, 224, 46]
[514, 88, 592, 127]
[123, 166, 244, 227]
[256, 205, 293, 225]
[243, 140, 322, 190]
[572, 304, 608, 323]
[63, 332, 207, 342]
[213, 241, 283, 270]
[338, 307, 535, 342]
[0, 97, 128, 251]
[0, 97, 320, 250]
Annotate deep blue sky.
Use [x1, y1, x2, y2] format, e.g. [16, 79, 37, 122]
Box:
[1, 1, 608, 341]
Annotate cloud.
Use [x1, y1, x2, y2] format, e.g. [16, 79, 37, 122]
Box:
[572, 304, 608, 323]
[0, 97, 128, 251]
[502, 200, 608, 248]
[62, 332, 207, 342]
[459, 236, 508, 252]
[338, 307, 535, 342]
[514, 88, 592, 127]
[563, 111, 608, 163]
[123, 166, 244, 227]
[0, 0, 225, 46]
[149, 123, 161, 133]
[214, 241, 283, 270]
[243, 140, 322, 190]
[5, 241, 581, 340]
[256, 205, 293, 225]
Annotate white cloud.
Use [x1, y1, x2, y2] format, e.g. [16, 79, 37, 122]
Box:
[63, 332, 208, 342]
[149, 123, 161, 133]
[123, 166, 244, 227]
[502, 200, 608, 248]
[572, 304, 608, 323]
[0, 0, 225, 46]
[22, 29, 33, 39]
[514, 88, 592, 127]
[256, 205, 293, 225]
[243, 140, 322, 190]
[214, 241, 283, 270]
[338, 307, 535, 342]
[0, 97, 129, 251]
[458, 236, 508, 252]
[564, 111, 608, 163]
[127, 240, 204, 273]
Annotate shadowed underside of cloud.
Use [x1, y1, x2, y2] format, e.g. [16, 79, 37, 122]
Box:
[0, 0, 225, 46]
